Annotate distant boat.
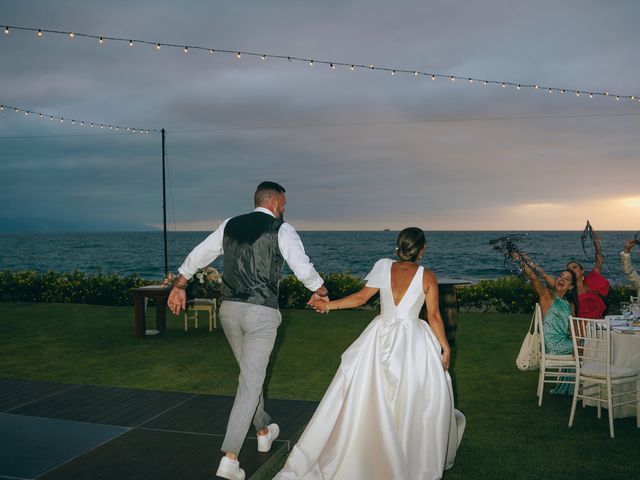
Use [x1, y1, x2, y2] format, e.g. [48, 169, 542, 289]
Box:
[384, 228, 390, 231]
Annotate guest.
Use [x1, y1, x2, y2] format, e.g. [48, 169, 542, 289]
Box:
[518, 255, 579, 355]
[540, 229, 609, 318]
[620, 239, 640, 297]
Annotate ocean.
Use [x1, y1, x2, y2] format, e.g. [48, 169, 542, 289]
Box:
[0, 231, 636, 285]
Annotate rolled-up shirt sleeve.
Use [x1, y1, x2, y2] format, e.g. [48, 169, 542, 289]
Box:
[279, 223, 324, 292]
[620, 251, 640, 295]
[178, 219, 230, 280]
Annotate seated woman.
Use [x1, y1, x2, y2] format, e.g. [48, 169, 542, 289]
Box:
[516, 254, 578, 395]
[620, 239, 640, 298]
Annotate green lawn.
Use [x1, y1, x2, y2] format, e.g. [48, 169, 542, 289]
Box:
[0, 302, 637, 479]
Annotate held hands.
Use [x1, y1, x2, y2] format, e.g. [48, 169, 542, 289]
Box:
[307, 285, 330, 313]
[309, 298, 331, 314]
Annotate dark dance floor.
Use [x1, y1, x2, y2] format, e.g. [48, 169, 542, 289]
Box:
[0, 378, 318, 480]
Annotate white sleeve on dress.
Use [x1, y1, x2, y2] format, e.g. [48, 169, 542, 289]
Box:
[364, 258, 391, 288]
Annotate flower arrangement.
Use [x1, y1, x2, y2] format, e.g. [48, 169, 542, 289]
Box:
[163, 266, 222, 299]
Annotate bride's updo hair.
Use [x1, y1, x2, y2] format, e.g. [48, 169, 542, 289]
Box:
[395, 227, 426, 262]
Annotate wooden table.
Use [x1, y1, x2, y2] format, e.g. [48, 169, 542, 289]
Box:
[420, 278, 471, 345]
[131, 285, 172, 339]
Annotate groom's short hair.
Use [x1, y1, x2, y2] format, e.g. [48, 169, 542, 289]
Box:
[254, 181, 286, 207]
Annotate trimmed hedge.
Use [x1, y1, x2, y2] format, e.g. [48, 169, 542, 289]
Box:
[0, 270, 149, 306]
[456, 276, 636, 314]
[0, 270, 635, 314]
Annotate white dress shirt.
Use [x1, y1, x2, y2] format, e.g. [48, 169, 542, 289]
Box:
[178, 207, 324, 292]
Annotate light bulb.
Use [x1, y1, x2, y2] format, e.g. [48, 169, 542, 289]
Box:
[468, 78, 473, 83]
[184, 46, 188, 53]
[350, 65, 354, 70]
[502, 83, 506, 88]
[576, 91, 580, 97]
[99, 37, 104, 44]
[517, 85, 521, 90]
[261, 54, 266, 60]
[331, 63, 336, 70]
[4, 27, 9, 34]
[450, 76, 455, 81]
[37, 29, 43, 37]
[69, 32, 74, 38]
[309, 60, 314, 66]
[431, 75, 435, 80]
[391, 70, 396, 75]
[156, 44, 161, 50]
[129, 40, 133, 47]
[236, 52, 241, 58]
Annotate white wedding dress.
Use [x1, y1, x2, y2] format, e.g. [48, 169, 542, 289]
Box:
[275, 258, 465, 480]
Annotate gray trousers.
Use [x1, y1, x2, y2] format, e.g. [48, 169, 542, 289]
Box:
[219, 300, 281, 455]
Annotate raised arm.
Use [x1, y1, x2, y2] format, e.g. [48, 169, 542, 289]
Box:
[621, 240, 640, 291]
[592, 230, 604, 273]
[423, 270, 451, 370]
[514, 253, 552, 310]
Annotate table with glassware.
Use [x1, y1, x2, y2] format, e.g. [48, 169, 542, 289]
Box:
[584, 314, 640, 418]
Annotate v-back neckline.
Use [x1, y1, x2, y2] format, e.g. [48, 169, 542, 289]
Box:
[390, 262, 422, 307]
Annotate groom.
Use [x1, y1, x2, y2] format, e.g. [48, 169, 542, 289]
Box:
[167, 181, 328, 480]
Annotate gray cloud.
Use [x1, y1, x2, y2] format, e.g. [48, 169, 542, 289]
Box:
[1, 0, 639, 231]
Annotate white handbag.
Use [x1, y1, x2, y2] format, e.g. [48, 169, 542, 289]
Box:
[516, 311, 541, 371]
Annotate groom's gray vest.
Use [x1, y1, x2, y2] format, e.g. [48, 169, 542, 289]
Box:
[220, 211, 284, 309]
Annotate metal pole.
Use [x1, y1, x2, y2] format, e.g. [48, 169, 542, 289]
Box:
[161, 128, 168, 277]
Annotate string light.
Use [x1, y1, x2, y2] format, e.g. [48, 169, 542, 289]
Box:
[0, 103, 157, 133]
[2, 25, 638, 105]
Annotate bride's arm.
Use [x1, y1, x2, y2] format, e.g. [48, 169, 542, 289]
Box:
[310, 287, 379, 312]
[423, 270, 451, 370]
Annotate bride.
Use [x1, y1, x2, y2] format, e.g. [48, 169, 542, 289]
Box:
[274, 227, 465, 480]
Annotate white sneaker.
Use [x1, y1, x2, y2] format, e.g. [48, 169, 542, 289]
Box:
[257, 423, 280, 452]
[216, 456, 245, 480]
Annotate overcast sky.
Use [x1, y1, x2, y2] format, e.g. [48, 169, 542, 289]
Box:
[1, 0, 639, 232]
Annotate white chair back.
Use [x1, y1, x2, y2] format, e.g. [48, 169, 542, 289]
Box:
[568, 316, 640, 438]
[569, 317, 610, 380]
